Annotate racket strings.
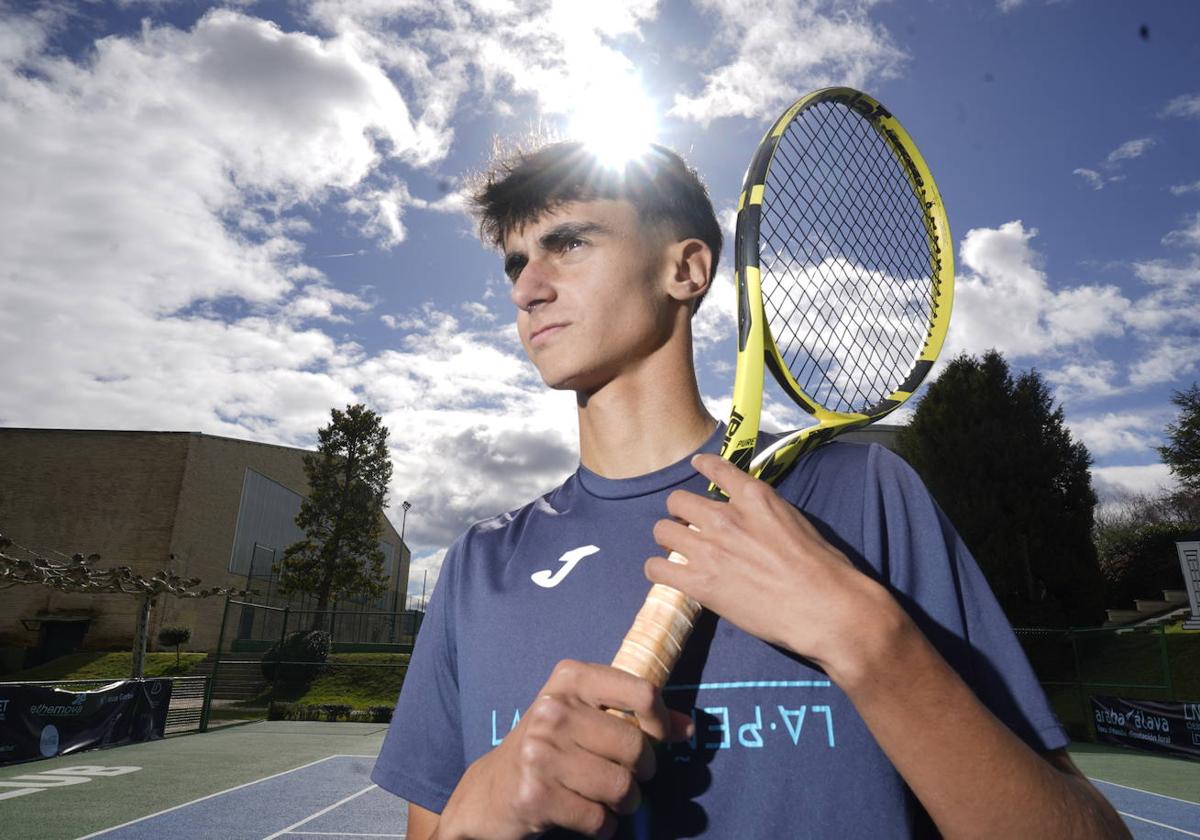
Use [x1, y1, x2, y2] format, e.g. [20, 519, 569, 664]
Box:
[759, 100, 940, 415]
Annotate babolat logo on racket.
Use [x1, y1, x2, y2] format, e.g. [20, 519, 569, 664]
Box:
[722, 410, 744, 450]
[824, 89, 892, 122]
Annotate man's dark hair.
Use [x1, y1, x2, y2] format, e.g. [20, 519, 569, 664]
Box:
[470, 141, 722, 312]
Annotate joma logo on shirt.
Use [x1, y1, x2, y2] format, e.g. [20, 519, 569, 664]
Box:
[530, 545, 599, 588]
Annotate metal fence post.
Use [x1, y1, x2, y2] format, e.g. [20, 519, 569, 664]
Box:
[267, 606, 290, 716]
[1157, 625, 1174, 699]
[1067, 629, 1090, 739]
[200, 595, 231, 732]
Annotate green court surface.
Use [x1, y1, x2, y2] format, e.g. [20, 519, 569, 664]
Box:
[0, 722, 391, 840]
[1068, 741, 1200, 805]
[1, 726, 1196, 839]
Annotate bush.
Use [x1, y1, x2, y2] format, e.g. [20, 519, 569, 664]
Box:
[261, 630, 331, 684]
[367, 705, 393, 723]
[1096, 522, 1189, 608]
[268, 701, 384, 722]
[157, 625, 192, 666]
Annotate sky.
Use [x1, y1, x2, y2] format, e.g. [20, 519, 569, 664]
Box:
[1, 0, 1198, 605]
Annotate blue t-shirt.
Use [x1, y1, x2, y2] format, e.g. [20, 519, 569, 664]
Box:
[373, 428, 1067, 838]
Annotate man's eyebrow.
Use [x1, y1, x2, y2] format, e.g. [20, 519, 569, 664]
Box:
[537, 220, 611, 250]
[503, 220, 613, 279]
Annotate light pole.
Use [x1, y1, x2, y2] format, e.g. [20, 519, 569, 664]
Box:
[400, 500, 412, 543]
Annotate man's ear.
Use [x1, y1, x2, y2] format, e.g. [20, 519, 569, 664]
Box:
[665, 239, 712, 306]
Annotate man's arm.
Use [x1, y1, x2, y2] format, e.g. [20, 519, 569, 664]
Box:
[408, 803, 440, 840]
[646, 453, 1129, 840]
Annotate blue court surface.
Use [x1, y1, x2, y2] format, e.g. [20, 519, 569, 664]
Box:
[75, 755, 408, 840]
[63, 753, 1199, 840]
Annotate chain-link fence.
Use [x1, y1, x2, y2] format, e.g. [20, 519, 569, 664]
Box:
[1014, 625, 1193, 740]
[200, 599, 411, 730]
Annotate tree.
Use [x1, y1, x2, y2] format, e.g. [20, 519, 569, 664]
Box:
[1158, 382, 1200, 494]
[0, 535, 247, 677]
[278, 404, 393, 628]
[896, 350, 1105, 627]
[157, 624, 192, 667]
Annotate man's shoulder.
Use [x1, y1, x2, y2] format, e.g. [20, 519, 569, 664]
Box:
[778, 438, 911, 496]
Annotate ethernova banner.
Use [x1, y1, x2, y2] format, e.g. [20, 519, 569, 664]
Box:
[1090, 695, 1200, 761]
[0, 679, 171, 766]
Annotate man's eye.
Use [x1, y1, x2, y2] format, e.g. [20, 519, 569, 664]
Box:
[562, 238, 585, 251]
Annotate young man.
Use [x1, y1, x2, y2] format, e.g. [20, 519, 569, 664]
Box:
[372, 142, 1128, 839]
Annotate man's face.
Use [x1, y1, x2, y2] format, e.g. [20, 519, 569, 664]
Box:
[502, 199, 677, 392]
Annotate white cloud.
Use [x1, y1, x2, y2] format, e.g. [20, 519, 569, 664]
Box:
[1068, 411, 1165, 457]
[943, 221, 1130, 360]
[406, 547, 447, 607]
[1073, 138, 1154, 189]
[1161, 92, 1200, 119]
[1105, 137, 1154, 164]
[1163, 212, 1200, 249]
[1072, 168, 1105, 190]
[669, 0, 906, 124]
[1091, 463, 1177, 501]
[692, 268, 736, 349]
[1044, 361, 1122, 403]
[1128, 342, 1200, 388]
[1169, 180, 1200, 196]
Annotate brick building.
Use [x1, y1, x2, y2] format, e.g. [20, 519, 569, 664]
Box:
[0, 428, 410, 667]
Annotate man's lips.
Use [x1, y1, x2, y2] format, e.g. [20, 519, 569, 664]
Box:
[529, 322, 568, 344]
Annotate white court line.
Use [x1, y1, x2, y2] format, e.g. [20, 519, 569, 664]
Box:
[74, 755, 367, 840]
[1091, 778, 1200, 807]
[1118, 811, 1200, 838]
[262, 784, 378, 840]
[288, 833, 405, 838]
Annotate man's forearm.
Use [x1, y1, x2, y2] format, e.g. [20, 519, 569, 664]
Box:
[825, 591, 1129, 840]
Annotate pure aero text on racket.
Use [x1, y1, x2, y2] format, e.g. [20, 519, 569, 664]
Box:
[609, 87, 956, 690]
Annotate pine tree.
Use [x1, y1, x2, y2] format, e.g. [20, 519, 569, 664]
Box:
[1158, 383, 1200, 494]
[278, 404, 394, 628]
[897, 350, 1105, 626]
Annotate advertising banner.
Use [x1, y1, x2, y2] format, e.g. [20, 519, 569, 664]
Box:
[1090, 695, 1200, 761]
[0, 679, 172, 766]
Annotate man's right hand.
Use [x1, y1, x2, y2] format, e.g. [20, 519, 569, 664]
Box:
[432, 659, 692, 840]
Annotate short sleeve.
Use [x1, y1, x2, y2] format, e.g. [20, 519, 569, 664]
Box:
[371, 536, 467, 812]
[861, 444, 1069, 753]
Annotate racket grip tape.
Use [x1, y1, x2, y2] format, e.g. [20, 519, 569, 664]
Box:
[606, 552, 701, 726]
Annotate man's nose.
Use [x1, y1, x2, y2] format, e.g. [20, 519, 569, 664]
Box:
[511, 256, 556, 311]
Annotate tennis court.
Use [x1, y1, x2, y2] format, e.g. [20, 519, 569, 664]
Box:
[1, 722, 1197, 839]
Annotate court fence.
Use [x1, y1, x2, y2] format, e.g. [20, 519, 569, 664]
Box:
[200, 599, 410, 730]
[1014, 624, 1196, 741]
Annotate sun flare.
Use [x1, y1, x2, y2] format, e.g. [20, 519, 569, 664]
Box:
[567, 74, 659, 169]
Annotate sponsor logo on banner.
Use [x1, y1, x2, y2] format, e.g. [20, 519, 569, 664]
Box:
[29, 695, 87, 717]
[39, 725, 60, 758]
[0, 698, 8, 721]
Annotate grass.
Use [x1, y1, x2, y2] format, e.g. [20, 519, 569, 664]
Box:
[0, 651, 207, 682]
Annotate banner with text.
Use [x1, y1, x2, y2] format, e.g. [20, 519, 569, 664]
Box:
[0, 679, 172, 766]
[1090, 695, 1200, 761]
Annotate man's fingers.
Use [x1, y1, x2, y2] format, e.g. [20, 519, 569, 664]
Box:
[691, 452, 755, 497]
[652, 518, 712, 561]
[543, 660, 672, 742]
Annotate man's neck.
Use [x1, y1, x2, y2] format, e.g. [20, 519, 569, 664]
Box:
[575, 338, 717, 479]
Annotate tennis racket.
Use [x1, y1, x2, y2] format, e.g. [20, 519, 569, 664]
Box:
[609, 86, 955, 690]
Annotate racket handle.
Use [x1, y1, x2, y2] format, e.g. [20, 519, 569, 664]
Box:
[610, 551, 701, 688]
